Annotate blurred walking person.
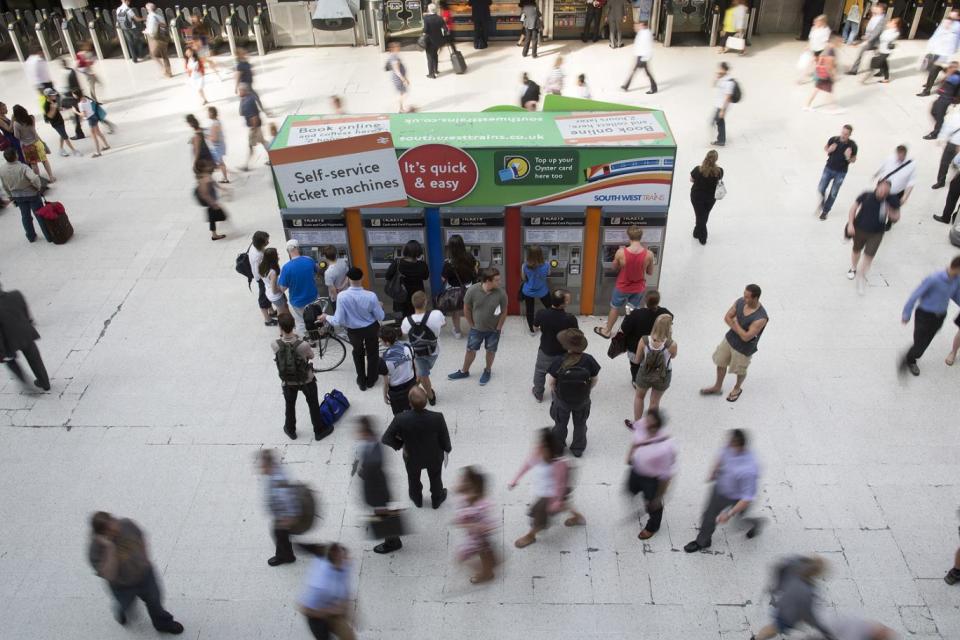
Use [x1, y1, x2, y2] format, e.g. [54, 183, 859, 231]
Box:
[454, 465, 498, 583]
[258, 449, 300, 567]
[194, 159, 227, 241]
[206, 106, 229, 183]
[298, 544, 357, 640]
[0, 283, 50, 390]
[690, 150, 723, 242]
[41, 89, 79, 157]
[684, 429, 762, 552]
[621, 20, 657, 93]
[869, 17, 899, 84]
[184, 47, 208, 105]
[750, 555, 835, 640]
[386, 41, 410, 113]
[144, 3, 171, 77]
[76, 41, 101, 102]
[88, 512, 184, 634]
[919, 14, 960, 96]
[899, 255, 960, 376]
[354, 416, 403, 554]
[12, 105, 55, 182]
[805, 36, 841, 112]
[847, 3, 885, 75]
[239, 83, 269, 171]
[625, 409, 676, 540]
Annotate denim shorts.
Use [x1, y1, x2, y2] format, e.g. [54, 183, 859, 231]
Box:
[414, 353, 438, 377]
[466, 328, 500, 352]
[611, 289, 644, 309]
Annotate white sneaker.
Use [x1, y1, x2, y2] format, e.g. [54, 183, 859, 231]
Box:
[59, 149, 69, 157]
[452, 330, 462, 339]
[73, 150, 83, 157]
[846, 268, 856, 280]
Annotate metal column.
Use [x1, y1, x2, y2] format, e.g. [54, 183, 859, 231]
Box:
[663, 13, 673, 46]
[909, 0, 923, 39]
[709, 4, 719, 46]
[651, 0, 661, 38]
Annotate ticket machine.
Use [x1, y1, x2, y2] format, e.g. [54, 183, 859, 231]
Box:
[595, 207, 667, 317]
[439, 208, 506, 271]
[520, 206, 586, 314]
[360, 208, 429, 303]
[281, 207, 350, 299]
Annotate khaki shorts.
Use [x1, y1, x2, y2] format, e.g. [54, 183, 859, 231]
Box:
[248, 126, 265, 148]
[712, 339, 752, 377]
[852, 228, 884, 258]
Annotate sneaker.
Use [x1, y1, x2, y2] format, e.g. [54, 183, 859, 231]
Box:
[819, 211, 828, 220]
[374, 539, 403, 554]
[907, 362, 920, 376]
[59, 149, 69, 157]
[448, 370, 469, 380]
[478, 369, 491, 385]
[267, 555, 296, 567]
[922, 133, 937, 140]
[683, 540, 710, 553]
[945, 568, 960, 585]
[846, 268, 856, 280]
[158, 621, 184, 635]
[452, 330, 462, 339]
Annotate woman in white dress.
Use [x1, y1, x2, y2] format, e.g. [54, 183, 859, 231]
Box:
[184, 47, 208, 105]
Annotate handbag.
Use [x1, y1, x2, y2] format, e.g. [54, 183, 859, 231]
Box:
[319, 389, 350, 428]
[607, 331, 626, 359]
[417, 32, 429, 49]
[436, 268, 466, 312]
[725, 36, 746, 51]
[384, 259, 408, 302]
[714, 180, 727, 200]
[367, 511, 406, 539]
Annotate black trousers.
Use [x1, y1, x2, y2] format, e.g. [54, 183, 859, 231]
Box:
[282, 379, 325, 434]
[273, 525, 295, 560]
[713, 108, 726, 144]
[404, 457, 444, 503]
[4, 341, 50, 389]
[582, 5, 602, 40]
[627, 470, 665, 532]
[695, 486, 758, 546]
[623, 58, 657, 91]
[522, 28, 538, 56]
[925, 63, 945, 93]
[307, 618, 330, 639]
[907, 308, 947, 364]
[347, 322, 380, 386]
[387, 378, 416, 415]
[692, 197, 717, 241]
[942, 172, 960, 221]
[108, 566, 176, 631]
[876, 53, 890, 81]
[931, 96, 951, 137]
[938, 142, 958, 184]
[550, 396, 590, 456]
[522, 292, 550, 331]
[425, 45, 439, 77]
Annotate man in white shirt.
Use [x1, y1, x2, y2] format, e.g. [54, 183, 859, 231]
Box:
[116, 0, 145, 63]
[24, 47, 53, 93]
[321, 245, 349, 306]
[848, 3, 886, 75]
[935, 111, 960, 188]
[143, 3, 171, 77]
[873, 145, 916, 213]
[713, 62, 735, 147]
[620, 21, 657, 94]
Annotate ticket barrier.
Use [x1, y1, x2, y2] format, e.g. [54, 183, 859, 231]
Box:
[439, 208, 505, 271]
[594, 207, 667, 317]
[520, 207, 586, 314]
[360, 208, 429, 305]
[281, 207, 350, 300]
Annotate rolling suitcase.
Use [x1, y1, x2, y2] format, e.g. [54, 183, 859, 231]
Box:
[450, 48, 467, 74]
[36, 200, 74, 244]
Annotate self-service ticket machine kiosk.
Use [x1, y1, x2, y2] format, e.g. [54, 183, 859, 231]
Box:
[520, 206, 586, 314]
[360, 208, 429, 303]
[281, 207, 350, 299]
[595, 207, 667, 316]
[439, 208, 505, 271]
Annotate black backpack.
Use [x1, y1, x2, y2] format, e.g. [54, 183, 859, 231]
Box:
[730, 79, 743, 103]
[555, 356, 593, 404]
[275, 339, 312, 384]
[286, 482, 318, 535]
[384, 260, 408, 302]
[235, 244, 254, 290]
[407, 311, 438, 357]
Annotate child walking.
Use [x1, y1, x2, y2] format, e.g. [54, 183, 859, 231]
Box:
[453, 466, 498, 584]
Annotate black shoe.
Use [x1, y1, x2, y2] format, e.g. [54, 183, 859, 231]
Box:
[428, 391, 437, 406]
[267, 555, 295, 566]
[115, 605, 127, 625]
[27, 235, 37, 243]
[157, 621, 184, 635]
[946, 568, 960, 585]
[873, 71, 883, 77]
[683, 540, 710, 553]
[314, 424, 334, 441]
[620, 84, 629, 91]
[845, 70, 857, 76]
[411, 494, 423, 508]
[933, 215, 951, 224]
[426, 74, 436, 79]
[923, 133, 938, 140]
[366, 376, 379, 389]
[698, 237, 707, 245]
[746, 521, 763, 539]
[283, 427, 297, 440]
[932, 182, 946, 189]
[571, 450, 583, 458]
[34, 379, 51, 391]
[646, 88, 657, 94]
[819, 211, 828, 220]
[70, 134, 85, 141]
[917, 90, 931, 96]
[710, 140, 725, 147]
[374, 539, 403, 554]
[907, 362, 920, 376]
[432, 488, 448, 509]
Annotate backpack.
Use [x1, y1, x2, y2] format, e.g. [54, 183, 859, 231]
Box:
[407, 311, 438, 357]
[287, 482, 317, 535]
[116, 6, 134, 29]
[730, 79, 742, 103]
[384, 259, 408, 302]
[639, 338, 672, 385]
[555, 356, 594, 404]
[275, 339, 312, 384]
[235, 245, 254, 290]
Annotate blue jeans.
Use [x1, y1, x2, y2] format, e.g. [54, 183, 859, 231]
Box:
[13, 195, 50, 242]
[817, 167, 846, 214]
[841, 19, 859, 44]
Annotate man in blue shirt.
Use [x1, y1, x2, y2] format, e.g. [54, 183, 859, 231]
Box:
[320, 267, 386, 391]
[298, 543, 355, 639]
[278, 239, 319, 337]
[900, 255, 960, 376]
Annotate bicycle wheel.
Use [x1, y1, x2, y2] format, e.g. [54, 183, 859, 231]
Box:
[313, 334, 347, 372]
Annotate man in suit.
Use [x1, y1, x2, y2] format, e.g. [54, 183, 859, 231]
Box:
[382, 387, 452, 509]
[0, 284, 50, 391]
[355, 416, 403, 554]
[606, 0, 627, 48]
[847, 3, 886, 75]
[423, 3, 446, 79]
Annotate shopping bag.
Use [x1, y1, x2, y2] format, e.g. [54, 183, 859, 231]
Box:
[725, 36, 746, 51]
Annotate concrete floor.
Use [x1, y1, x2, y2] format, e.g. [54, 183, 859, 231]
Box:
[1, 33, 959, 640]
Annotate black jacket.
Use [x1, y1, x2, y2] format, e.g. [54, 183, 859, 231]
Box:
[382, 408, 452, 467]
[0, 290, 40, 355]
[423, 14, 446, 48]
[359, 441, 392, 509]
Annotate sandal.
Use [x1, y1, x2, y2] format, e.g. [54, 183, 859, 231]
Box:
[624, 419, 634, 431]
[211, 234, 226, 241]
[699, 388, 722, 396]
[593, 326, 611, 339]
[947, 352, 957, 366]
[470, 573, 495, 584]
[564, 515, 585, 527]
[726, 388, 743, 402]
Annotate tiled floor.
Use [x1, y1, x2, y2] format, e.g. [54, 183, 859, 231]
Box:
[1, 33, 958, 639]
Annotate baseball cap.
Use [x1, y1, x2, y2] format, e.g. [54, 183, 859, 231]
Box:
[285, 238, 299, 251]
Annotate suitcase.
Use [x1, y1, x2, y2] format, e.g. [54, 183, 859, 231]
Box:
[450, 49, 467, 74]
[36, 200, 74, 244]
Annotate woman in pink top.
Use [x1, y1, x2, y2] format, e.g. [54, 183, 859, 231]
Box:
[508, 428, 585, 548]
[595, 225, 655, 339]
[625, 409, 677, 540]
[453, 465, 498, 584]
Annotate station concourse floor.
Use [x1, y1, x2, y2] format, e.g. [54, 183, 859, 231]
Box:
[1, 35, 959, 640]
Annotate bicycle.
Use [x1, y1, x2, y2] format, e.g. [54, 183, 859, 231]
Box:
[303, 297, 347, 373]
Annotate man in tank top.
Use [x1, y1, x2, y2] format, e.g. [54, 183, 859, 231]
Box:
[595, 225, 655, 340]
[700, 283, 768, 403]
